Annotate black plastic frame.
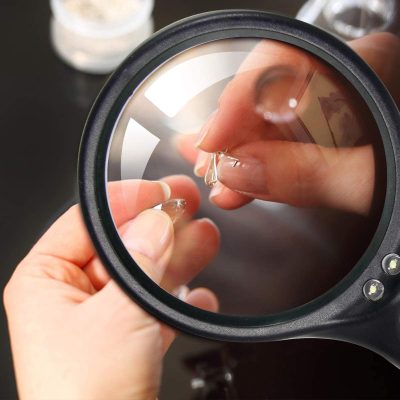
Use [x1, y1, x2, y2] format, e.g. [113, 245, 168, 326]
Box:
[79, 10, 400, 367]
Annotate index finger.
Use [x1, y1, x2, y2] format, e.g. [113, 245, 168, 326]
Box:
[29, 180, 170, 267]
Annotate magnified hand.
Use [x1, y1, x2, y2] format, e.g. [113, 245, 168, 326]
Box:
[177, 32, 400, 216]
[4, 176, 219, 399]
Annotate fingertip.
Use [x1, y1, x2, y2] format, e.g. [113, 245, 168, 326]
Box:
[194, 151, 210, 177]
[156, 181, 171, 200]
[173, 133, 199, 164]
[122, 209, 174, 283]
[159, 217, 220, 292]
[162, 174, 201, 215]
[209, 182, 252, 210]
[186, 287, 219, 313]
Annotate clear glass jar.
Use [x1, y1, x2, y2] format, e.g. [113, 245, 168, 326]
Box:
[296, 0, 399, 40]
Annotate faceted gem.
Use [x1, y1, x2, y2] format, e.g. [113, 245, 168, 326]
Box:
[153, 198, 186, 223]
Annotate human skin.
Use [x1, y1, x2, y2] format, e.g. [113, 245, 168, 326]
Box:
[177, 33, 400, 215]
[3, 175, 220, 400]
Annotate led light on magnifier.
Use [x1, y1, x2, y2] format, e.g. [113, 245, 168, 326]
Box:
[382, 253, 400, 276]
[363, 279, 385, 302]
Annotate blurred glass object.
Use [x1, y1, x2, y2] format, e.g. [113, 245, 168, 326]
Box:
[184, 347, 239, 400]
[50, 0, 154, 74]
[296, 0, 400, 40]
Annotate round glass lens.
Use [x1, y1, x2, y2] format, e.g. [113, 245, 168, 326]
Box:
[105, 38, 386, 316]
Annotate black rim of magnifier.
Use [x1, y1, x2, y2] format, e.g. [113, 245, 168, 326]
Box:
[79, 10, 400, 341]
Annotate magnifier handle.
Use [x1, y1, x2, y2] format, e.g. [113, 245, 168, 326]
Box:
[325, 301, 400, 369]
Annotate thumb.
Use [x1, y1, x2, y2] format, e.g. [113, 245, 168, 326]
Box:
[120, 209, 174, 284]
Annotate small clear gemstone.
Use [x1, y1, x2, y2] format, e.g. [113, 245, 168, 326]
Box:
[153, 198, 186, 223]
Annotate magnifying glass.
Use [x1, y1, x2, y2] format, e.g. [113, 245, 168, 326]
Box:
[78, 10, 400, 368]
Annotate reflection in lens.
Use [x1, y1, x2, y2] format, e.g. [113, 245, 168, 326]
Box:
[255, 64, 312, 123]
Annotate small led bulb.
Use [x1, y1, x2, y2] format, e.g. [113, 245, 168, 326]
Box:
[363, 279, 384, 302]
[382, 253, 400, 276]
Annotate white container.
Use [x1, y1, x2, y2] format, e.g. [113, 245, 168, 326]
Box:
[50, 0, 154, 74]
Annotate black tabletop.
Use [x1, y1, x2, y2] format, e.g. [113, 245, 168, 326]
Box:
[1, 1, 399, 399]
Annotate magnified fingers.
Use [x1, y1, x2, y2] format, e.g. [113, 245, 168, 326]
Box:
[175, 134, 254, 209]
[194, 150, 211, 177]
[160, 218, 220, 292]
[161, 174, 201, 217]
[213, 140, 375, 215]
[196, 40, 323, 153]
[84, 209, 174, 288]
[85, 175, 201, 289]
[107, 180, 171, 227]
[348, 32, 400, 106]
[174, 133, 199, 165]
[107, 174, 201, 227]
[195, 33, 398, 160]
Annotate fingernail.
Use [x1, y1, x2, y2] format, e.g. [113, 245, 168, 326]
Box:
[122, 209, 174, 266]
[197, 217, 219, 231]
[173, 285, 190, 301]
[194, 151, 210, 177]
[153, 181, 171, 201]
[217, 154, 268, 195]
[195, 109, 217, 148]
[209, 181, 225, 204]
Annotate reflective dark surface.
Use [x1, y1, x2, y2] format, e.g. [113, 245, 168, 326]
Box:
[1, 1, 399, 399]
[106, 38, 386, 316]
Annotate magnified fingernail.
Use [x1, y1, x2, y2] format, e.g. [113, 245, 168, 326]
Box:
[194, 151, 210, 177]
[155, 181, 171, 200]
[195, 109, 217, 148]
[153, 199, 186, 224]
[122, 210, 174, 276]
[217, 155, 268, 195]
[209, 181, 225, 204]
